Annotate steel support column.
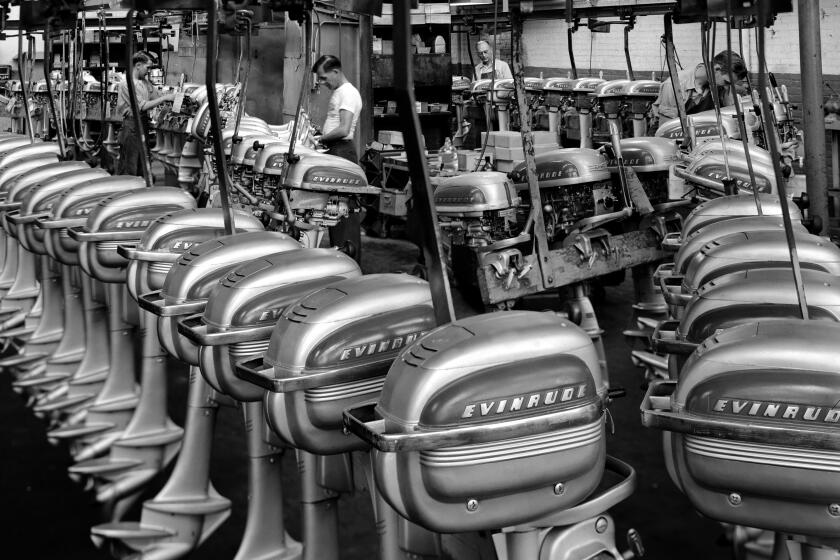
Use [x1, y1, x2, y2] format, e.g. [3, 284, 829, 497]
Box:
[798, 0, 828, 234]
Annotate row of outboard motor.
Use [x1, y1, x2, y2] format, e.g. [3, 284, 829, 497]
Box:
[0, 127, 648, 560]
[625, 192, 840, 560]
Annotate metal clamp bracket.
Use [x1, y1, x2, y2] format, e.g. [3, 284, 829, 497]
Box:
[572, 228, 613, 269]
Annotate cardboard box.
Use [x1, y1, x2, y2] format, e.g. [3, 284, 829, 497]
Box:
[531, 131, 560, 146]
[378, 130, 404, 145]
[494, 146, 524, 161]
[379, 187, 410, 217]
[480, 131, 494, 147]
[495, 159, 523, 173]
[492, 131, 523, 148]
[533, 144, 560, 156]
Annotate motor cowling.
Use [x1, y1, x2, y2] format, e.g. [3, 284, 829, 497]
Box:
[658, 320, 840, 537]
[542, 77, 577, 109]
[681, 230, 840, 295]
[154, 231, 301, 365]
[680, 194, 802, 238]
[16, 166, 108, 254]
[76, 187, 196, 283]
[362, 311, 607, 533]
[434, 171, 520, 247]
[125, 207, 265, 301]
[182, 249, 361, 401]
[42, 176, 146, 266]
[655, 107, 741, 143]
[680, 150, 777, 197]
[622, 80, 662, 117]
[509, 148, 616, 242]
[0, 155, 62, 205]
[673, 215, 806, 275]
[253, 274, 435, 455]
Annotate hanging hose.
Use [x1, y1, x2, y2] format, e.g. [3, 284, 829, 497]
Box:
[662, 15, 690, 150]
[44, 21, 66, 157]
[757, 1, 808, 320]
[231, 11, 253, 144]
[722, 6, 760, 214]
[125, 10, 154, 187]
[738, 27, 767, 147]
[96, 8, 107, 152]
[282, 11, 312, 185]
[624, 19, 635, 81]
[472, 0, 499, 172]
[700, 22, 732, 183]
[205, 0, 235, 235]
[17, 31, 34, 140]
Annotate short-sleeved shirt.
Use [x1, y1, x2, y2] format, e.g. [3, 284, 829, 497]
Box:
[115, 77, 160, 119]
[323, 82, 363, 141]
[474, 59, 512, 80]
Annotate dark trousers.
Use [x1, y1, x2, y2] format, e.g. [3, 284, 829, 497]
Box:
[116, 118, 145, 177]
[326, 139, 363, 264]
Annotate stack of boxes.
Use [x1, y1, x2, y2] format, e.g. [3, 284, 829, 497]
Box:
[475, 130, 561, 172]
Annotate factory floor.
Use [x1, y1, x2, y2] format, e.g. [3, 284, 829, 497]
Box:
[0, 233, 729, 560]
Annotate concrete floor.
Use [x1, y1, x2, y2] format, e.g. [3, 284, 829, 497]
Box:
[0, 234, 730, 559]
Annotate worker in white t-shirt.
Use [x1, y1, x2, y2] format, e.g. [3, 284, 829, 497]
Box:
[312, 54, 364, 262]
[313, 54, 363, 164]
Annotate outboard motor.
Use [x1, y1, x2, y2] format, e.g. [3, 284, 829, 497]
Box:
[236, 274, 439, 559]
[451, 75, 472, 143]
[673, 148, 779, 199]
[39, 177, 150, 448]
[655, 107, 741, 145]
[265, 150, 379, 255]
[490, 78, 515, 132]
[590, 79, 631, 146]
[653, 268, 840, 379]
[0, 165, 110, 387]
[509, 148, 623, 243]
[66, 187, 198, 518]
[622, 80, 662, 137]
[642, 319, 840, 560]
[602, 136, 680, 209]
[542, 77, 577, 143]
[661, 230, 840, 319]
[524, 77, 548, 130]
[90, 210, 267, 557]
[345, 311, 640, 559]
[116, 231, 302, 560]
[570, 78, 606, 148]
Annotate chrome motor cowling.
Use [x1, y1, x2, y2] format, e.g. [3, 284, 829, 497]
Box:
[677, 150, 777, 198]
[622, 80, 662, 116]
[542, 77, 576, 109]
[125, 208, 265, 301]
[0, 154, 63, 205]
[240, 274, 434, 455]
[509, 148, 616, 242]
[16, 167, 110, 254]
[644, 320, 840, 538]
[150, 231, 301, 365]
[348, 311, 608, 533]
[673, 215, 806, 274]
[680, 230, 840, 295]
[680, 194, 802, 239]
[74, 187, 196, 283]
[654, 269, 840, 379]
[1, 163, 100, 236]
[655, 107, 741, 143]
[434, 171, 521, 247]
[41, 176, 146, 266]
[179, 249, 361, 401]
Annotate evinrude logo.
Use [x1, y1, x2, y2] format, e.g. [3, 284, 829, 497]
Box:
[664, 125, 719, 139]
[705, 171, 767, 192]
[339, 331, 427, 361]
[712, 398, 840, 423]
[310, 175, 363, 186]
[114, 219, 152, 229]
[171, 240, 197, 251]
[73, 207, 92, 216]
[258, 308, 284, 322]
[462, 383, 588, 419]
